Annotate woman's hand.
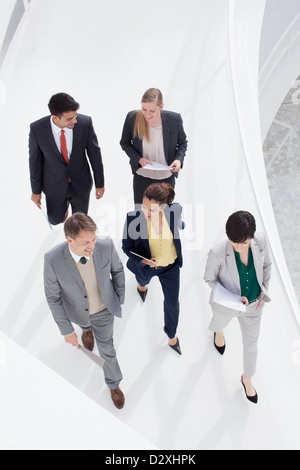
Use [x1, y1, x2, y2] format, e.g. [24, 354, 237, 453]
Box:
[139, 158, 153, 167]
[142, 258, 158, 267]
[256, 299, 265, 309]
[169, 160, 182, 172]
[240, 297, 249, 306]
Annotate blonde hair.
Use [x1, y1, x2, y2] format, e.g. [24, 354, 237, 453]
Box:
[133, 88, 163, 143]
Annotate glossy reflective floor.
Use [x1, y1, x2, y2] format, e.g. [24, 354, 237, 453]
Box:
[1, 0, 300, 450]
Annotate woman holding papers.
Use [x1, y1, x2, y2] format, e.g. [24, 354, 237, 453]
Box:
[120, 88, 188, 204]
[204, 211, 272, 403]
[122, 182, 184, 354]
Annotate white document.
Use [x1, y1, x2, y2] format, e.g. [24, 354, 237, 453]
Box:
[213, 282, 246, 312]
[143, 162, 172, 171]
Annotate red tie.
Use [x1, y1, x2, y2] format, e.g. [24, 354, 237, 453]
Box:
[60, 130, 69, 164]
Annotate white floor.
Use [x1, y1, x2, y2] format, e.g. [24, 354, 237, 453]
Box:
[1, 0, 300, 450]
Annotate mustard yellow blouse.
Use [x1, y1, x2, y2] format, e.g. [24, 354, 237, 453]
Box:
[148, 212, 178, 267]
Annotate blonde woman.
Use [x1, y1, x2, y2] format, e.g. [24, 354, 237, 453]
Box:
[120, 88, 188, 204]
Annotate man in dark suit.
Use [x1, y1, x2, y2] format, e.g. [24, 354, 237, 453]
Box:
[29, 93, 105, 225]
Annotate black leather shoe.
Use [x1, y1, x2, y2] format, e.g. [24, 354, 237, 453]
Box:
[137, 287, 148, 302]
[241, 375, 258, 404]
[214, 333, 226, 355]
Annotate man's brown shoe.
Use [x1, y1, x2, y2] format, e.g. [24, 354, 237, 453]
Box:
[81, 330, 94, 351]
[110, 387, 125, 409]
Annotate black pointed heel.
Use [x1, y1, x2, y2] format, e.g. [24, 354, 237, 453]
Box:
[214, 333, 226, 355]
[163, 327, 182, 355]
[137, 287, 148, 302]
[241, 375, 258, 404]
[169, 338, 182, 355]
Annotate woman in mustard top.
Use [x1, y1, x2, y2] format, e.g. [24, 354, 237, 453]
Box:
[122, 182, 184, 354]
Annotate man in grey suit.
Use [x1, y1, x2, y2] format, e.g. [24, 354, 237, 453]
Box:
[29, 93, 105, 225]
[44, 212, 125, 409]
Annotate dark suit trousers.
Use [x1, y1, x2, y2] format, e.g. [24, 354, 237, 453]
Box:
[128, 258, 180, 339]
[133, 173, 175, 205]
[46, 183, 90, 225]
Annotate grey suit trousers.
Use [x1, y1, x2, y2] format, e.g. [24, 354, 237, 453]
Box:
[82, 308, 122, 390]
[209, 298, 263, 378]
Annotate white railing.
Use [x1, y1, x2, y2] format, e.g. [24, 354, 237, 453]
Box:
[259, 12, 300, 94]
[229, 0, 300, 325]
[0, 0, 27, 70]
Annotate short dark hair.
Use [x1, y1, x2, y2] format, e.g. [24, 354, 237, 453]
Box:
[225, 211, 256, 243]
[64, 212, 97, 239]
[48, 93, 80, 118]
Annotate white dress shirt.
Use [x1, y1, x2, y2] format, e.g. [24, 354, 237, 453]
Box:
[68, 245, 90, 264]
[50, 116, 73, 158]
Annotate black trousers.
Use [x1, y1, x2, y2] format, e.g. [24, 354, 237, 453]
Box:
[133, 173, 175, 205]
[46, 183, 90, 225]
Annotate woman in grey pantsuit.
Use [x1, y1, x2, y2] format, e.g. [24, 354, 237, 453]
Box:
[204, 211, 272, 403]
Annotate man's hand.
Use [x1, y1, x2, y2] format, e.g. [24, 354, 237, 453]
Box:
[65, 332, 80, 349]
[96, 187, 105, 199]
[31, 193, 42, 209]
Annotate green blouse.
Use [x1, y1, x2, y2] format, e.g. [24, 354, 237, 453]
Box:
[234, 248, 261, 302]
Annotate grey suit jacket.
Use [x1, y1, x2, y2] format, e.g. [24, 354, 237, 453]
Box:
[204, 232, 272, 307]
[44, 238, 125, 336]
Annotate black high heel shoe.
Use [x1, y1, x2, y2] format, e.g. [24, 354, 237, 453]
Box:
[163, 327, 182, 355]
[241, 375, 258, 404]
[214, 333, 226, 355]
[137, 286, 148, 302]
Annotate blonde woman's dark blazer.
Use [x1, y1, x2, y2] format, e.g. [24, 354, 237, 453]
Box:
[120, 110, 188, 176]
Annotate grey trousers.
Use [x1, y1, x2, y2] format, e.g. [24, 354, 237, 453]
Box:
[209, 298, 264, 377]
[82, 308, 123, 390]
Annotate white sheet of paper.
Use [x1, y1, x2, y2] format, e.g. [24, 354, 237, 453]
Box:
[143, 162, 171, 171]
[213, 281, 246, 312]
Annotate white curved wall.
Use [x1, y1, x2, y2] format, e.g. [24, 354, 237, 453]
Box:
[1, 0, 300, 450]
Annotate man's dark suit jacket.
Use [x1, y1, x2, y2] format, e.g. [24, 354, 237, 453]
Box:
[29, 114, 104, 199]
[120, 110, 188, 177]
[122, 203, 184, 276]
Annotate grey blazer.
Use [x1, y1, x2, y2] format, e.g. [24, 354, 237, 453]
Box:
[44, 238, 125, 336]
[204, 232, 272, 307]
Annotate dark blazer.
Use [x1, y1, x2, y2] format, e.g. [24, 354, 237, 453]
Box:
[29, 114, 104, 199]
[122, 203, 184, 271]
[120, 110, 188, 176]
